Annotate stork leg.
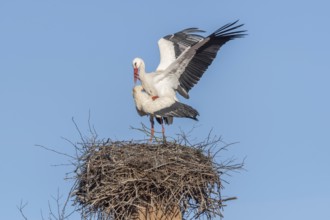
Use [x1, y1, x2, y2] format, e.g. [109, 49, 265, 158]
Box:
[160, 118, 166, 143]
[149, 115, 155, 142]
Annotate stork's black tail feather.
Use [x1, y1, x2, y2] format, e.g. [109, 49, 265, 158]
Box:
[154, 102, 199, 121]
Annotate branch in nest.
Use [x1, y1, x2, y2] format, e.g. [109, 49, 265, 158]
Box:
[70, 131, 243, 220]
[32, 119, 243, 220]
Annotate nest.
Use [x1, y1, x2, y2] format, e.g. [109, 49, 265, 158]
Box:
[72, 136, 242, 220]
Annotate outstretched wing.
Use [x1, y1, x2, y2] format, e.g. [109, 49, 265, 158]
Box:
[156, 28, 205, 71]
[166, 20, 247, 99]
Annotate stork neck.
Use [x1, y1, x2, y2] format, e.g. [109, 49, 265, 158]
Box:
[138, 61, 146, 78]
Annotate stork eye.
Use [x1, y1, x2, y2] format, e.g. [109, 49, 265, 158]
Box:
[134, 62, 137, 67]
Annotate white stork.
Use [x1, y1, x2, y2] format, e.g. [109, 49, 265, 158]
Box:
[133, 85, 199, 141]
[133, 20, 246, 100]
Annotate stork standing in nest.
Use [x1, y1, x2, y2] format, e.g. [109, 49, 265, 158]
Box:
[133, 85, 198, 141]
[132, 21, 246, 140]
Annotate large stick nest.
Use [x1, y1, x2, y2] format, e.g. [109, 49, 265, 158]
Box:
[72, 134, 242, 220]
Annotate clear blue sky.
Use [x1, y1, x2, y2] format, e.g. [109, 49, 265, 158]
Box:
[1, 0, 329, 219]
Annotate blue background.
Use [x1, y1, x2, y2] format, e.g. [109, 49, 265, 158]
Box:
[1, 0, 329, 219]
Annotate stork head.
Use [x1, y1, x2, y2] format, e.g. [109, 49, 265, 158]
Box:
[132, 84, 143, 94]
[132, 85, 145, 113]
[132, 57, 143, 84]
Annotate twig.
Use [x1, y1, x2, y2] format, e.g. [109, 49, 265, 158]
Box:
[17, 201, 29, 220]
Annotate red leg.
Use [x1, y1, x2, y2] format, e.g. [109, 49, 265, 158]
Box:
[160, 118, 166, 143]
[149, 115, 155, 142]
[161, 120, 165, 137]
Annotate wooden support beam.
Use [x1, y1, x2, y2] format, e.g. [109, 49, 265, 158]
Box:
[136, 205, 182, 220]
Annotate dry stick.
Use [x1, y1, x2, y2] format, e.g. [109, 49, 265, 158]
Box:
[17, 201, 29, 220]
[35, 123, 244, 220]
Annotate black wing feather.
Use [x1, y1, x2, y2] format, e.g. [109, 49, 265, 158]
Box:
[163, 28, 205, 58]
[178, 20, 247, 94]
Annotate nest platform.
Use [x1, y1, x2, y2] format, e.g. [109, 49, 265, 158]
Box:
[72, 138, 241, 220]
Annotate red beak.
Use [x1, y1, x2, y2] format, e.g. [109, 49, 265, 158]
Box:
[134, 67, 139, 84]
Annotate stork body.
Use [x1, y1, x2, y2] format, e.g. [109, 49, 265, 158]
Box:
[133, 85, 198, 141]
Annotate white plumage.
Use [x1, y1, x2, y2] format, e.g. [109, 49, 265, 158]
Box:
[132, 85, 199, 141]
[133, 85, 176, 115]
